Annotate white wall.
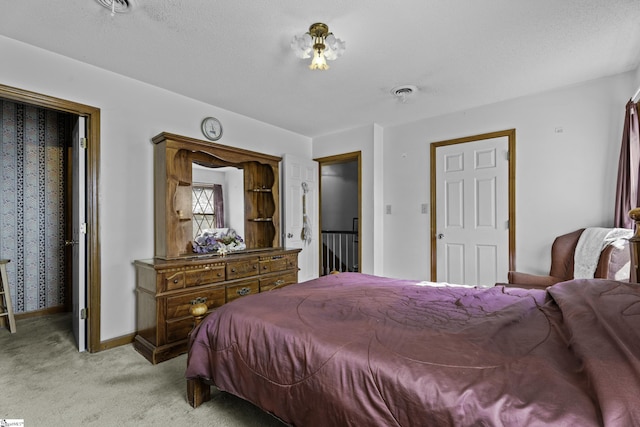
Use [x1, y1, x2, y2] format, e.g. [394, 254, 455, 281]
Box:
[1, 35, 311, 342]
[382, 72, 636, 280]
[224, 168, 245, 233]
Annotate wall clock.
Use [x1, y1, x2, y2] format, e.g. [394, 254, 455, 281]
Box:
[201, 117, 223, 141]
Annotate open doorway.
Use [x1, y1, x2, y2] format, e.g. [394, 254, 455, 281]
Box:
[316, 152, 361, 276]
[0, 83, 101, 352]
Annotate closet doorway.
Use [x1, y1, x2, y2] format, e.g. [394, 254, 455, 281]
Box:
[315, 152, 361, 276]
[0, 84, 101, 352]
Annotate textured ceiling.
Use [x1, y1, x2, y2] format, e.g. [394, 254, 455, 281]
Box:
[1, 0, 639, 137]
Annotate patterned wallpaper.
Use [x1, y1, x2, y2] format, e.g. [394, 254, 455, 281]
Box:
[0, 100, 70, 313]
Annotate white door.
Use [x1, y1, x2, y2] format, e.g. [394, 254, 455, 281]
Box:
[435, 136, 509, 287]
[282, 154, 319, 283]
[71, 117, 87, 352]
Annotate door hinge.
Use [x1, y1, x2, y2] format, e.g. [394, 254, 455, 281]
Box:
[80, 137, 88, 149]
[505, 150, 510, 161]
[80, 308, 88, 320]
[80, 223, 87, 234]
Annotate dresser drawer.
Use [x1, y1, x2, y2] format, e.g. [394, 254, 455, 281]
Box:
[184, 264, 225, 287]
[165, 285, 225, 320]
[285, 254, 298, 270]
[165, 317, 196, 343]
[269, 256, 289, 272]
[261, 254, 298, 274]
[259, 272, 297, 292]
[161, 270, 185, 291]
[226, 280, 259, 303]
[226, 258, 259, 280]
[259, 260, 271, 274]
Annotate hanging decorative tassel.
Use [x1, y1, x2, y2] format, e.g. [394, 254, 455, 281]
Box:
[301, 182, 312, 244]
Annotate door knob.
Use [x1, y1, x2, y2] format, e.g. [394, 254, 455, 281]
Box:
[287, 233, 293, 238]
[437, 234, 444, 239]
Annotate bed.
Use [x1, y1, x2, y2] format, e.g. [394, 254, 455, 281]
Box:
[185, 272, 640, 426]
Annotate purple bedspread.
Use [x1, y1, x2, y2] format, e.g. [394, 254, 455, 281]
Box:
[185, 273, 640, 426]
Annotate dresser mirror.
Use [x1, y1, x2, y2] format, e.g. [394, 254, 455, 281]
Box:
[191, 164, 245, 241]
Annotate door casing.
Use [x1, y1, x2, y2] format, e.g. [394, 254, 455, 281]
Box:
[315, 151, 362, 276]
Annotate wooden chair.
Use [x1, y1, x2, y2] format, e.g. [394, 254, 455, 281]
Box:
[0, 259, 16, 333]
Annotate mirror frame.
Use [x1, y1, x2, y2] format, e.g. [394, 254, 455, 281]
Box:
[152, 132, 282, 259]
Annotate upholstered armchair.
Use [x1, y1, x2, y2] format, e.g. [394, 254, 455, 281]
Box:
[506, 228, 631, 290]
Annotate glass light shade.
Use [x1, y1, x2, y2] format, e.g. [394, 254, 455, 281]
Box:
[309, 49, 329, 70]
[323, 48, 337, 61]
[323, 34, 345, 60]
[291, 33, 313, 59]
[325, 34, 346, 59]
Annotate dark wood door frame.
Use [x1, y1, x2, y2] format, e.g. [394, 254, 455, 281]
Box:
[429, 129, 516, 281]
[0, 83, 101, 353]
[314, 151, 362, 276]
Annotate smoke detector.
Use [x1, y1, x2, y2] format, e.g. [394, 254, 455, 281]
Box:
[95, 0, 133, 15]
[391, 85, 418, 103]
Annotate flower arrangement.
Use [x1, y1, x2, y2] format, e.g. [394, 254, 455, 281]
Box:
[192, 228, 246, 256]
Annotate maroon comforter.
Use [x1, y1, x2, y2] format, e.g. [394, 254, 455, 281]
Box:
[185, 273, 640, 426]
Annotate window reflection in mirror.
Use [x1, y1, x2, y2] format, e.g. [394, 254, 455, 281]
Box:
[192, 163, 245, 241]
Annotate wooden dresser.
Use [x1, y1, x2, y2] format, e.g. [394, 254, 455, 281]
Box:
[134, 248, 300, 364]
[134, 132, 301, 363]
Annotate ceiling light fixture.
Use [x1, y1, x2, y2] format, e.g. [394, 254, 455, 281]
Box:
[291, 23, 346, 70]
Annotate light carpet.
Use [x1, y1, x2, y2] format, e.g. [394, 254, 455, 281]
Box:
[0, 313, 285, 426]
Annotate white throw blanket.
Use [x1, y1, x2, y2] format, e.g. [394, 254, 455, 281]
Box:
[573, 227, 633, 279]
[417, 281, 477, 289]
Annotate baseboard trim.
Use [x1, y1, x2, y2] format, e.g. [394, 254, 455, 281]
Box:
[99, 333, 136, 351]
[14, 305, 67, 320]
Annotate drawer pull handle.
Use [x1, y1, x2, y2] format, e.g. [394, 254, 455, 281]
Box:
[253, 265, 257, 270]
[262, 265, 268, 269]
[274, 279, 285, 286]
[231, 268, 237, 273]
[236, 287, 251, 296]
[173, 278, 179, 284]
[190, 296, 208, 305]
[217, 273, 222, 277]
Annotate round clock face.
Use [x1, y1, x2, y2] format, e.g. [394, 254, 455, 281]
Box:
[201, 117, 223, 141]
